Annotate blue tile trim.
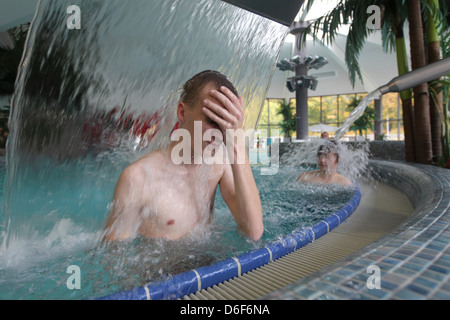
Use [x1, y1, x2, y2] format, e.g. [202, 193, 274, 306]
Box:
[264, 160, 450, 300]
[97, 186, 362, 300]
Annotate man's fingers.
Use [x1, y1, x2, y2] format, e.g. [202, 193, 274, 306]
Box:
[202, 86, 244, 132]
[204, 100, 236, 122]
[209, 88, 240, 116]
[219, 86, 240, 106]
[202, 105, 229, 129]
[220, 86, 244, 115]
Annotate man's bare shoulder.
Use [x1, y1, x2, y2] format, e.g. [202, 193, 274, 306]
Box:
[120, 150, 168, 184]
[297, 170, 319, 182]
[138, 149, 167, 163]
[335, 173, 353, 186]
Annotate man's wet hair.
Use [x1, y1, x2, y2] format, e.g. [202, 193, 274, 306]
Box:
[317, 140, 340, 162]
[180, 70, 238, 105]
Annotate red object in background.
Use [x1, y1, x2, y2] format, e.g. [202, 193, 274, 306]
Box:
[82, 118, 103, 144]
[132, 112, 161, 141]
[82, 107, 165, 147]
[171, 121, 180, 133]
[445, 158, 450, 169]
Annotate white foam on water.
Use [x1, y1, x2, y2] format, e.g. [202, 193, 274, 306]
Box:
[0, 218, 101, 270]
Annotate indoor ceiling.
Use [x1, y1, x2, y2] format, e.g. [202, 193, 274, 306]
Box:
[0, 0, 401, 98]
[267, 30, 403, 98]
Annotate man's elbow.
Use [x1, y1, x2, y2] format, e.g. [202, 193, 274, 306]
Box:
[247, 224, 264, 241]
[246, 209, 264, 241]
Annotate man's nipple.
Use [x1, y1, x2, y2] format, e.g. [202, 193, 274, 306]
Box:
[167, 219, 175, 226]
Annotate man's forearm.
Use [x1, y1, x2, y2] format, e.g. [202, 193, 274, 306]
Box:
[229, 147, 263, 241]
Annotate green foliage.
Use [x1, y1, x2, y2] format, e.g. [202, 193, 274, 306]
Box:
[304, 0, 385, 86]
[303, 0, 449, 87]
[376, 133, 387, 140]
[346, 97, 375, 137]
[276, 99, 296, 138]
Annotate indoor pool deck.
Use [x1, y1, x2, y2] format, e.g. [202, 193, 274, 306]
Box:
[183, 160, 450, 300]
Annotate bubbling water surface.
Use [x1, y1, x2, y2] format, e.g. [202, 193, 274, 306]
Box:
[0, 0, 374, 300]
[0, 0, 292, 300]
[2, 0, 288, 249]
[0, 161, 354, 299]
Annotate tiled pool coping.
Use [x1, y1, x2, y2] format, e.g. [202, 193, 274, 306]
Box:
[263, 160, 450, 300]
[98, 185, 362, 300]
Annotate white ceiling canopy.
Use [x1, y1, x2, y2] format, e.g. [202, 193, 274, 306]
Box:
[0, 0, 405, 99]
[0, 0, 37, 33]
[267, 0, 408, 99]
[267, 29, 406, 99]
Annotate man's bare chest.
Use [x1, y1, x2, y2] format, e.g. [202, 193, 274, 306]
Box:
[137, 169, 221, 238]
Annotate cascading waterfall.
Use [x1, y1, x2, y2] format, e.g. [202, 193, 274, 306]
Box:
[1, 0, 288, 253]
[6, 0, 434, 300]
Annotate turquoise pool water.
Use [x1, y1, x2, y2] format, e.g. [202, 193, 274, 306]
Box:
[0, 157, 353, 299]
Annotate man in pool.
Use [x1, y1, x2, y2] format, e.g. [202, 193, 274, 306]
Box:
[103, 70, 264, 242]
[296, 140, 352, 186]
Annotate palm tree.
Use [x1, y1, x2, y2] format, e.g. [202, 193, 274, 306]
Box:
[276, 99, 296, 141]
[382, 0, 416, 162]
[407, 0, 433, 163]
[431, 9, 450, 167]
[302, 0, 418, 159]
[426, 0, 444, 162]
[302, 0, 448, 163]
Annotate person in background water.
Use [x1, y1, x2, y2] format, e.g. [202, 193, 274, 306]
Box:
[296, 140, 352, 186]
[103, 70, 263, 242]
[320, 131, 329, 139]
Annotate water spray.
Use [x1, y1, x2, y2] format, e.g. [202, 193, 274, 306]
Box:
[335, 57, 450, 140]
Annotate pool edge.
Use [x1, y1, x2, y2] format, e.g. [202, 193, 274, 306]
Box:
[97, 185, 362, 300]
[263, 160, 450, 300]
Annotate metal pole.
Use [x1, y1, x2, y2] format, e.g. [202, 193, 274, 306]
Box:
[295, 64, 309, 140]
[292, 24, 309, 140]
[374, 98, 382, 139]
